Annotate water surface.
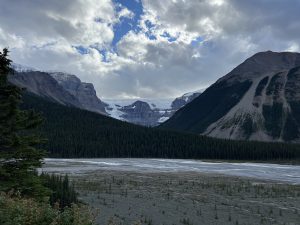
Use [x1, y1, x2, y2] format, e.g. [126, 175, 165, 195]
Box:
[42, 158, 300, 184]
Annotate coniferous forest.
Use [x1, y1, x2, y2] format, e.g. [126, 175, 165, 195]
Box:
[21, 92, 300, 161]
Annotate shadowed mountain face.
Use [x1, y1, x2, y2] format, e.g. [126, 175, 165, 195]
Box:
[9, 70, 108, 115]
[161, 51, 300, 143]
[117, 100, 163, 127]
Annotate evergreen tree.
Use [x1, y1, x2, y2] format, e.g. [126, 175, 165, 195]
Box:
[22, 92, 300, 161]
[0, 48, 47, 197]
[41, 173, 78, 208]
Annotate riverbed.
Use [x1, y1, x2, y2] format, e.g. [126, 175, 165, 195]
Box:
[42, 158, 300, 184]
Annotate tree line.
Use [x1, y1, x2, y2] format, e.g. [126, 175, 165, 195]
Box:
[21, 92, 300, 161]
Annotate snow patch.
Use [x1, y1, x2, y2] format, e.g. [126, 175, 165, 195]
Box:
[158, 116, 170, 123]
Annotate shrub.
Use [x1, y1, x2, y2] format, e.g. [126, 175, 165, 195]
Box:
[0, 192, 95, 225]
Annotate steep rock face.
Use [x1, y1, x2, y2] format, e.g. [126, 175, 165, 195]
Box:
[9, 71, 81, 107]
[50, 72, 107, 115]
[162, 51, 300, 143]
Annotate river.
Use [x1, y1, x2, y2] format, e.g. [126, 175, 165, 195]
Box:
[41, 158, 300, 184]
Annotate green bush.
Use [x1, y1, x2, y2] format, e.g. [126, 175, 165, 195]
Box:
[41, 173, 78, 209]
[0, 192, 95, 225]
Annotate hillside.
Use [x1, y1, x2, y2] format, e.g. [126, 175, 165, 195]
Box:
[21, 92, 300, 160]
[161, 51, 300, 143]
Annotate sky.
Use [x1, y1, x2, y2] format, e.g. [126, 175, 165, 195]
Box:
[0, 0, 300, 99]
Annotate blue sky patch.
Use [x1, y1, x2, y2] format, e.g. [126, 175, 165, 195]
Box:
[98, 49, 108, 62]
[73, 45, 89, 55]
[161, 32, 177, 42]
[112, 0, 144, 47]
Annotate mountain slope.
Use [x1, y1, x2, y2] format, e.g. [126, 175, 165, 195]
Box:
[9, 69, 107, 115]
[161, 51, 300, 143]
[21, 92, 300, 160]
[171, 91, 202, 110]
[9, 71, 81, 107]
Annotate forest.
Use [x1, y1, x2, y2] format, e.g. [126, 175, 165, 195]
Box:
[21, 92, 300, 161]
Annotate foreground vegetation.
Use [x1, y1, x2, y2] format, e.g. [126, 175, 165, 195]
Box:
[22, 93, 300, 161]
[0, 49, 95, 225]
[0, 192, 94, 225]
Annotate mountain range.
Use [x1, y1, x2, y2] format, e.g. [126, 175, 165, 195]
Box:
[104, 91, 201, 126]
[20, 91, 299, 160]
[10, 51, 300, 143]
[9, 64, 200, 126]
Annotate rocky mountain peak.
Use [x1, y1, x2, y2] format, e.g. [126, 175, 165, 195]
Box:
[126, 101, 152, 111]
[220, 51, 300, 83]
[49, 72, 107, 115]
[9, 66, 107, 115]
[162, 51, 300, 143]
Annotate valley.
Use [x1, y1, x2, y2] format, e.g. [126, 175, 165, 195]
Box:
[1, 2, 300, 225]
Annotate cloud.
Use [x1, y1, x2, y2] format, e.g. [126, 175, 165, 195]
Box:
[0, 0, 116, 47]
[117, 6, 135, 20]
[0, 0, 300, 99]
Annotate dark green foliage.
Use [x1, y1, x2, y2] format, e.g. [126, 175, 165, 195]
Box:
[241, 115, 254, 139]
[41, 173, 78, 208]
[263, 103, 284, 139]
[289, 102, 300, 127]
[0, 193, 94, 225]
[0, 49, 47, 198]
[283, 113, 299, 141]
[161, 80, 252, 133]
[21, 92, 300, 161]
[283, 66, 300, 141]
[254, 76, 269, 97]
[285, 67, 300, 102]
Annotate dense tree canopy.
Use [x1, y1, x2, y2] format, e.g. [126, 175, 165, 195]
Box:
[22, 92, 300, 162]
[0, 48, 47, 197]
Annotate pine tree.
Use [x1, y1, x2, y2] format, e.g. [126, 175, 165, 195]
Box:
[0, 48, 47, 197]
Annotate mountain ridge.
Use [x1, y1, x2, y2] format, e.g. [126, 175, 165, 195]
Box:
[9, 64, 201, 126]
[105, 91, 201, 126]
[9, 69, 108, 115]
